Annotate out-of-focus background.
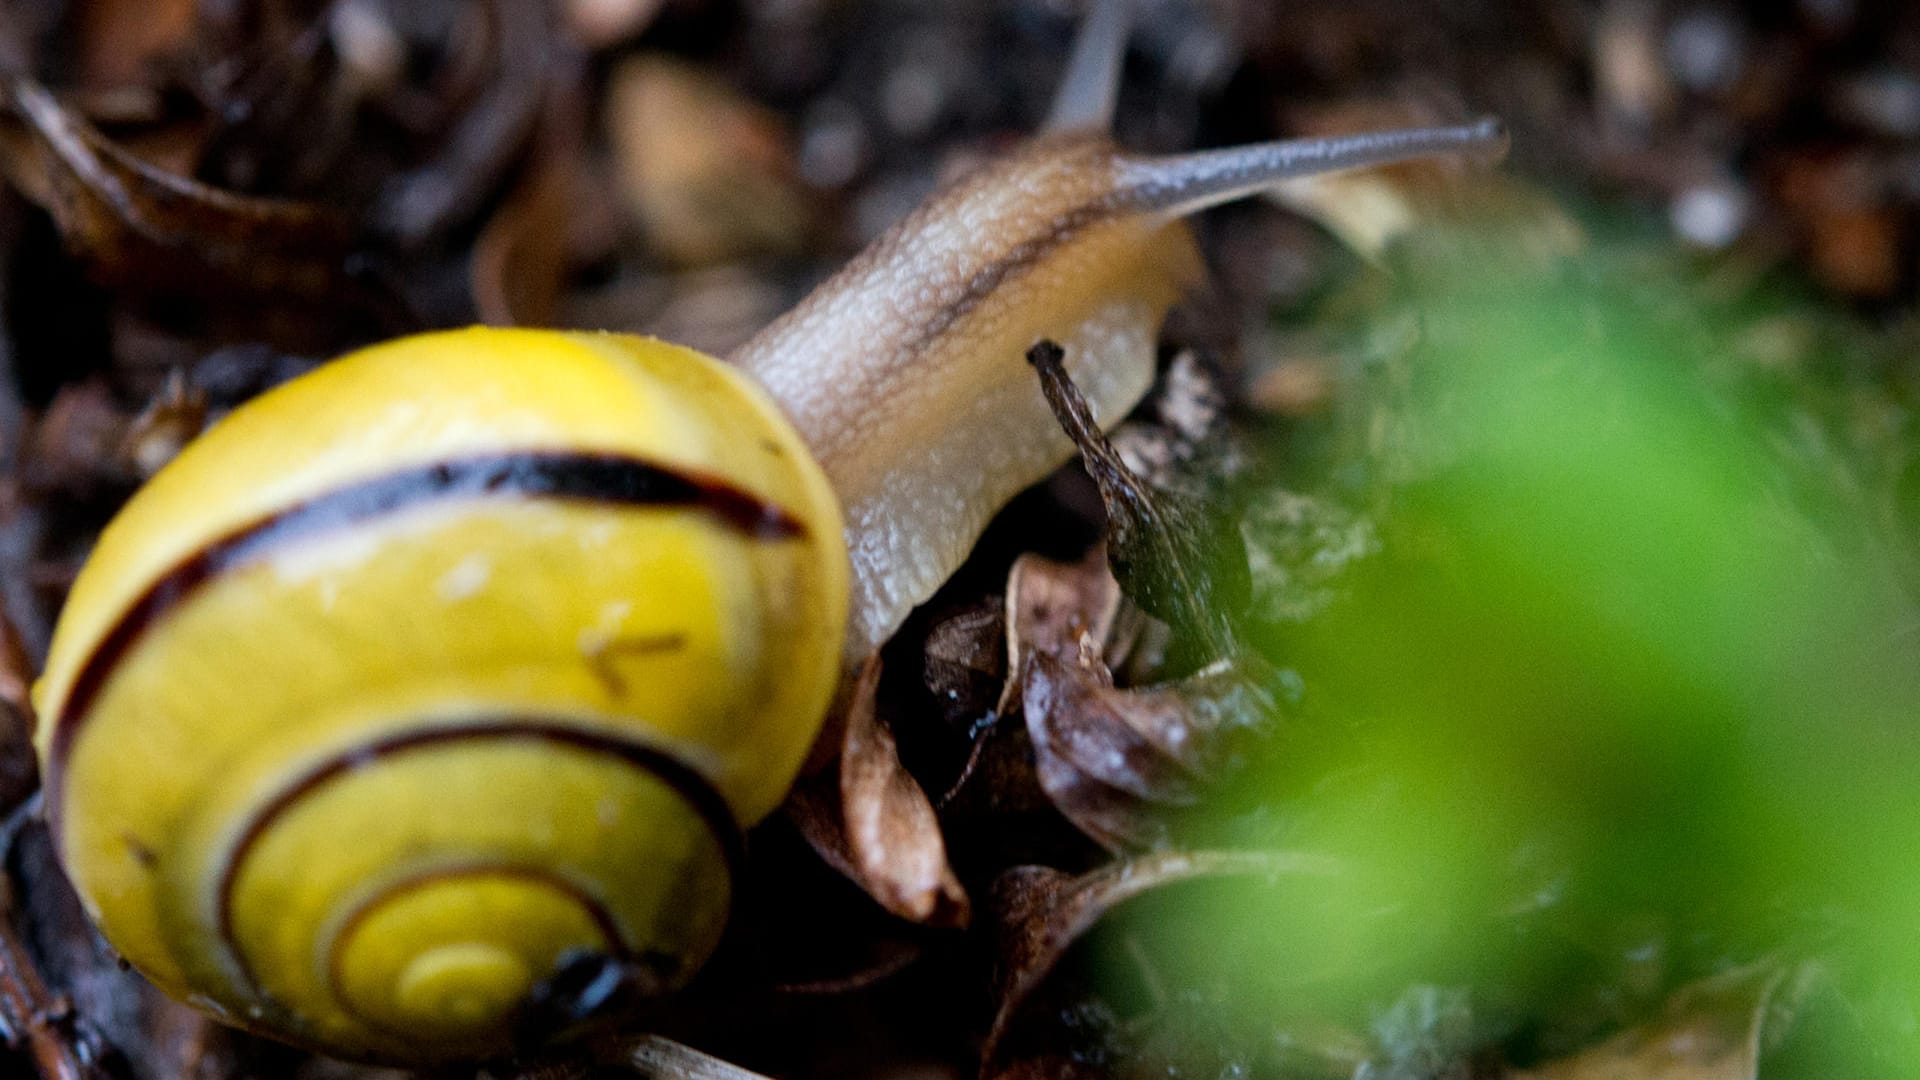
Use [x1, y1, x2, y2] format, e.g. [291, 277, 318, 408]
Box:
[0, 1, 1918, 1078]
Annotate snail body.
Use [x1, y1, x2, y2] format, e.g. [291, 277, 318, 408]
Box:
[29, 1, 1506, 1065]
[736, 121, 1507, 653]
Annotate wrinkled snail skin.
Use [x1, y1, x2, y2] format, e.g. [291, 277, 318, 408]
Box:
[26, 8, 1509, 1063]
[734, 120, 1509, 656]
[733, 135, 1200, 657]
[31, 330, 848, 1062]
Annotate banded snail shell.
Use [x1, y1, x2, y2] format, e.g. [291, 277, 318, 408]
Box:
[31, 328, 848, 1062]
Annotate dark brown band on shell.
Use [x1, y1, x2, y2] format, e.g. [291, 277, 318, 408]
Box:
[212, 720, 746, 996]
[45, 451, 804, 830]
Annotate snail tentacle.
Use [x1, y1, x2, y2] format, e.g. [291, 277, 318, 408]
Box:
[1121, 117, 1512, 220]
[1044, 0, 1132, 134]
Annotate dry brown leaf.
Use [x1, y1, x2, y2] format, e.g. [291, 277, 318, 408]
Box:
[606, 55, 814, 265]
[985, 851, 1342, 1066]
[0, 78, 353, 300]
[841, 657, 972, 928]
[999, 498, 1278, 853]
[1001, 548, 1123, 714]
[1511, 962, 1793, 1080]
[1021, 651, 1278, 852]
[1031, 655, 1231, 793]
[787, 658, 970, 929]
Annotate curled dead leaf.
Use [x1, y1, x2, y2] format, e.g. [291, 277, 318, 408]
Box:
[0, 78, 354, 300]
[985, 851, 1342, 1066]
[1021, 650, 1279, 852]
[999, 523, 1281, 852]
[788, 657, 970, 929]
[841, 657, 971, 928]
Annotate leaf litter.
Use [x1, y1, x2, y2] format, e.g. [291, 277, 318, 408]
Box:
[0, 2, 1913, 1078]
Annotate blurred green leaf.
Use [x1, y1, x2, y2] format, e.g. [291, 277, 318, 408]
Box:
[1105, 231, 1920, 1076]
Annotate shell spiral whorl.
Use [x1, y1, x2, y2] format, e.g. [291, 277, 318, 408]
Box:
[30, 328, 848, 1062]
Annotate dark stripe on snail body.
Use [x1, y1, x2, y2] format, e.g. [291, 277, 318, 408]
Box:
[45, 450, 806, 827]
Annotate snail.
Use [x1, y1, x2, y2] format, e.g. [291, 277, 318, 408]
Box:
[26, 0, 1507, 1066]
